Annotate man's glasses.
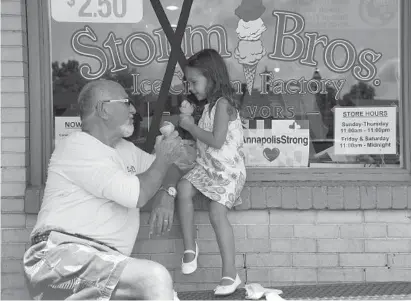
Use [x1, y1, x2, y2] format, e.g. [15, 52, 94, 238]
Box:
[100, 98, 131, 106]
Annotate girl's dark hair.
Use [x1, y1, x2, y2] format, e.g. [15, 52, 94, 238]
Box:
[185, 48, 241, 114]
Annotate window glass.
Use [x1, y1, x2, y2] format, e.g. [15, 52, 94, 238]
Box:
[50, 0, 182, 150]
[49, 0, 401, 168]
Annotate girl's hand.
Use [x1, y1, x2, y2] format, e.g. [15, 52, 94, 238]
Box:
[179, 114, 195, 132]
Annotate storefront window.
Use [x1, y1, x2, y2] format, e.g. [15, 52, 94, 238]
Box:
[49, 0, 401, 168]
[50, 0, 171, 150]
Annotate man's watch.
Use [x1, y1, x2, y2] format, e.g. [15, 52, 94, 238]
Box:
[160, 186, 177, 198]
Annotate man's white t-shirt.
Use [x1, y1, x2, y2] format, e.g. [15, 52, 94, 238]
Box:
[32, 132, 155, 256]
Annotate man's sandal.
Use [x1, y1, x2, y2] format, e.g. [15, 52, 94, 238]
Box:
[214, 274, 241, 296]
[181, 241, 199, 274]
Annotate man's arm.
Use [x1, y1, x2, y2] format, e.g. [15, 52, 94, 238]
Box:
[160, 163, 182, 189]
[147, 163, 182, 236]
[135, 156, 173, 208]
[82, 156, 171, 209]
[133, 139, 183, 236]
[59, 134, 182, 209]
[135, 162, 182, 209]
[71, 157, 176, 209]
[132, 142, 181, 208]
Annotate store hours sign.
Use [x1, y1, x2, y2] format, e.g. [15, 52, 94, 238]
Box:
[51, 0, 143, 23]
[334, 106, 397, 155]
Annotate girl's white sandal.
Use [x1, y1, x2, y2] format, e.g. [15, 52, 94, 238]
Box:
[214, 274, 241, 296]
[181, 242, 199, 275]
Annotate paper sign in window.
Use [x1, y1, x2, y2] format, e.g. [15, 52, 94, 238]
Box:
[243, 120, 310, 167]
[51, 0, 143, 24]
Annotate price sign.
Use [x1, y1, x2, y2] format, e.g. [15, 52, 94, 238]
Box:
[51, 0, 143, 23]
[334, 106, 397, 155]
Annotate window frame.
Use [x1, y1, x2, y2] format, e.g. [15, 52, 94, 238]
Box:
[25, 0, 411, 213]
[25, 0, 53, 213]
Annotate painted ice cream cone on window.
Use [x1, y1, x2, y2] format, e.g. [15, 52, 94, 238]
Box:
[234, 0, 267, 95]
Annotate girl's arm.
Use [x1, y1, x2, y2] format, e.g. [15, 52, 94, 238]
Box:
[188, 98, 233, 149]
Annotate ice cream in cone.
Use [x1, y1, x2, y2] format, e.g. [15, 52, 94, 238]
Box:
[234, 0, 267, 95]
[179, 99, 195, 115]
[159, 121, 175, 137]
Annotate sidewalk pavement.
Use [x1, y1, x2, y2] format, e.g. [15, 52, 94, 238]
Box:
[177, 282, 411, 300]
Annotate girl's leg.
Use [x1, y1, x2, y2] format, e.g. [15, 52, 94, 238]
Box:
[208, 201, 236, 285]
[177, 179, 197, 262]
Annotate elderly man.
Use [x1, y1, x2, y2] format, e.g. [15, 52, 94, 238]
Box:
[23, 80, 184, 300]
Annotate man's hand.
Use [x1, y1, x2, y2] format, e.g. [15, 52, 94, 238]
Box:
[154, 130, 183, 164]
[148, 190, 175, 237]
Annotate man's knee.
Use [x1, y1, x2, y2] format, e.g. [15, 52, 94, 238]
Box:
[114, 258, 173, 299]
[149, 261, 173, 285]
[138, 261, 173, 299]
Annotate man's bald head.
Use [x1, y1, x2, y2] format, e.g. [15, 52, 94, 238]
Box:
[78, 79, 128, 119]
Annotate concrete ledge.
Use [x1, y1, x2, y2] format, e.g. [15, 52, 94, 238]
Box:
[141, 184, 411, 212]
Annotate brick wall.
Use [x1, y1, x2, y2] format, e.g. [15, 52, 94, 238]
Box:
[1, 0, 31, 299]
[236, 185, 411, 210]
[135, 209, 411, 291]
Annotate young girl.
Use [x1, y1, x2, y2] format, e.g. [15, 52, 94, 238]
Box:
[177, 48, 246, 296]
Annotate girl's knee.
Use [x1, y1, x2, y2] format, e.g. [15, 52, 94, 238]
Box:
[177, 179, 195, 199]
[208, 201, 228, 223]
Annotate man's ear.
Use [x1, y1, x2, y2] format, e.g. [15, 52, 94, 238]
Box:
[95, 102, 110, 120]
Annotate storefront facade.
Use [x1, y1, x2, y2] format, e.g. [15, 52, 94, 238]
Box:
[1, 0, 411, 298]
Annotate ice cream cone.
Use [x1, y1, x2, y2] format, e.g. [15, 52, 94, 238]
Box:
[160, 121, 175, 137]
[243, 63, 258, 95]
[180, 99, 195, 115]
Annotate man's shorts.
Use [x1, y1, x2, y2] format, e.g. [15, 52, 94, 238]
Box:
[23, 230, 130, 300]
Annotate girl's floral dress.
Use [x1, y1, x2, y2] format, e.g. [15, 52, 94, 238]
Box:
[183, 98, 246, 209]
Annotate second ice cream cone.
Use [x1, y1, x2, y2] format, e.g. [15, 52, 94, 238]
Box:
[243, 63, 258, 95]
